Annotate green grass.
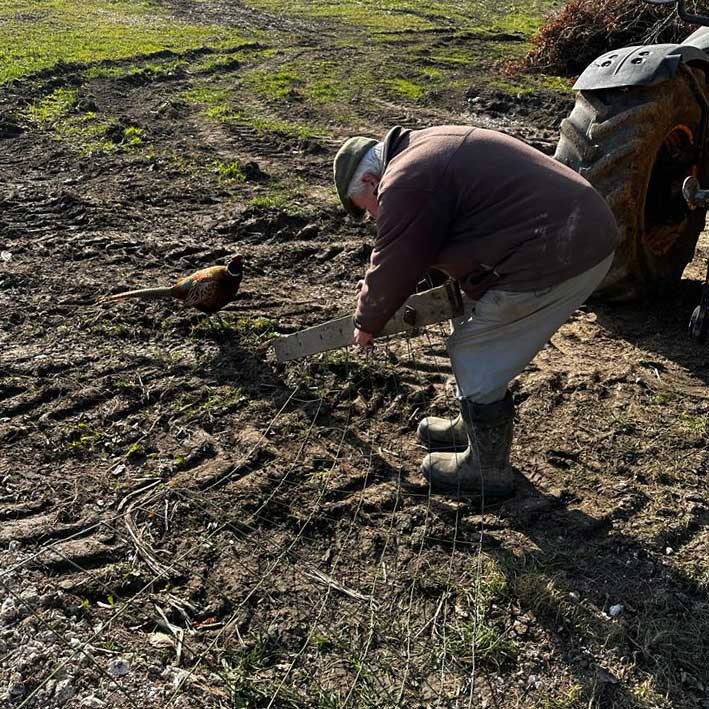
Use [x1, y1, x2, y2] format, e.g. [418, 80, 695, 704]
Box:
[0, 0, 251, 84]
[6, 0, 568, 171]
[183, 79, 323, 139]
[677, 412, 708, 433]
[212, 159, 247, 182]
[26, 87, 145, 155]
[215, 635, 305, 708]
[247, 68, 304, 99]
[248, 187, 305, 210]
[64, 421, 107, 451]
[169, 385, 245, 417]
[243, 0, 557, 35]
[387, 77, 426, 100]
[26, 86, 78, 124]
[446, 558, 519, 670]
[541, 685, 584, 709]
[189, 315, 277, 346]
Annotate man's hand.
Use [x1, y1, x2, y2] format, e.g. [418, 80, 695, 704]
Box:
[353, 281, 373, 347]
[353, 328, 374, 348]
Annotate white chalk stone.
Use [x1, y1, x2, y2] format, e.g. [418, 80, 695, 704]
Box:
[107, 657, 130, 677]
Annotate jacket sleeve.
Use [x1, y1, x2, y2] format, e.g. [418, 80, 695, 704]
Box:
[354, 189, 450, 335]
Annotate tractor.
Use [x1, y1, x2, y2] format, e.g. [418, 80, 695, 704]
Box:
[554, 0, 709, 341]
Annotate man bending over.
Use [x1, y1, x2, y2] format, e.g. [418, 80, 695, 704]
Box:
[333, 125, 618, 496]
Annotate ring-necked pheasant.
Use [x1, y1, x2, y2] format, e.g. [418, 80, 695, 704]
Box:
[101, 256, 243, 314]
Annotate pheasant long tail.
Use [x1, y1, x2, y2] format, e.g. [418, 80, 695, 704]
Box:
[101, 286, 174, 302]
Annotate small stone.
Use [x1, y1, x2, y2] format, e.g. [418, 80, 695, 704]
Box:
[526, 674, 540, 689]
[609, 603, 624, 617]
[568, 591, 580, 603]
[20, 588, 39, 607]
[80, 696, 106, 708]
[171, 668, 189, 690]
[54, 679, 74, 705]
[8, 540, 21, 552]
[0, 251, 12, 262]
[295, 224, 319, 240]
[107, 657, 130, 677]
[39, 593, 56, 608]
[596, 666, 619, 684]
[0, 597, 17, 623]
[45, 680, 56, 699]
[8, 671, 24, 699]
[665, 546, 674, 555]
[148, 632, 174, 648]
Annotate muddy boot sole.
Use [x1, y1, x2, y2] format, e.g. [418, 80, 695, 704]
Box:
[422, 473, 515, 498]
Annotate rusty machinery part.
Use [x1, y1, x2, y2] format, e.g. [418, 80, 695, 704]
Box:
[556, 63, 709, 299]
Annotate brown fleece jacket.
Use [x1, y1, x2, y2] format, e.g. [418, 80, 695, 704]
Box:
[354, 125, 618, 335]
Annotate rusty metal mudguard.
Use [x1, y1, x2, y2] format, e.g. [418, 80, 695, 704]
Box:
[573, 43, 709, 90]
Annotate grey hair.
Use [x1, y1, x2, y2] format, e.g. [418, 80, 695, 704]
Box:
[346, 142, 384, 199]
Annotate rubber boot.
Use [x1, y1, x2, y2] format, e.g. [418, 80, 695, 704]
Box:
[421, 391, 514, 496]
[417, 412, 468, 452]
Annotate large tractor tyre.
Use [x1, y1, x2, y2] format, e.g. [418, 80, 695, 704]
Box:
[555, 66, 708, 299]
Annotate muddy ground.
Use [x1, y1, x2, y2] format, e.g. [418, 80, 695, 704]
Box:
[1, 1, 708, 708]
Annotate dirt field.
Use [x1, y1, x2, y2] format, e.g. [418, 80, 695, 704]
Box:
[1, 1, 708, 707]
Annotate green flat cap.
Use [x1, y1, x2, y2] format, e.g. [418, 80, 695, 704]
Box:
[333, 136, 377, 219]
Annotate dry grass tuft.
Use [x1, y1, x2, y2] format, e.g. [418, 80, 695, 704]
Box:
[521, 0, 697, 76]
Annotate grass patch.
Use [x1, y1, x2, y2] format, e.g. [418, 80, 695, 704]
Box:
[677, 413, 708, 433]
[541, 684, 584, 709]
[212, 160, 247, 182]
[182, 84, 243, 123]
[26, 86, 78, 124]
[248, 190, 300, 210]
[448, 558, 518, 670]
[386, 77, 425, 100]
[90, 319, 134, 338]
[125, 441, 145, 460]
[190, 45, 276, 73]
[0, 0, 251, 84]
[247, 68, 304, 99]
[63, 421, 107, 452]
[233, 316, 278, 346]
[170, 385, 245, 417]
[183, 81, 321, 138]
[244, 0, 556, 35]
[217, 637, 280, 707]
[121, 124, 144, 148]
[174, 1, 566, 147]
[189, 315, 277, 346]
[26, 88, 146, 155]
[247, 174, 310, 211]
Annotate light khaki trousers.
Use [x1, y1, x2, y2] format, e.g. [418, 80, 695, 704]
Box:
[447, 253, 614, 404]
